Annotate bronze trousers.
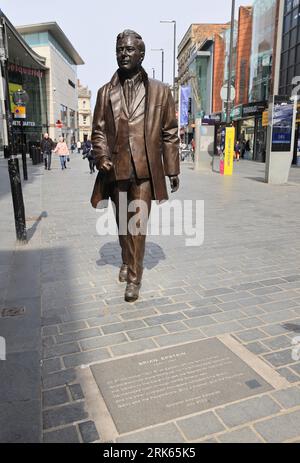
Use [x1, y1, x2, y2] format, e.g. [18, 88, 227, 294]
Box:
[110, 178, 152, 285]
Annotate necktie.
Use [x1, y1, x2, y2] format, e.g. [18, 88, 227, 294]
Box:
[123, 79, 134, 113]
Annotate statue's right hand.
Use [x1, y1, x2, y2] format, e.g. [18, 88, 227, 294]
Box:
[99, 159, 113, 173]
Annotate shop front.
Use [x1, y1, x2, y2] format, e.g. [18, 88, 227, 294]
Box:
[2, 12, 48, 156]
[232, 101, 267, 162]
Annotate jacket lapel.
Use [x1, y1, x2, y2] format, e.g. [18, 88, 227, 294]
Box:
[130, 83, 146, 119]
[109, 72, 122, 131]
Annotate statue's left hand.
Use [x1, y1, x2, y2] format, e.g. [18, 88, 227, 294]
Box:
[169, 176, 180, 193]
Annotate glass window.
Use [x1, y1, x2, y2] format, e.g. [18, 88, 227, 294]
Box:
[287, 65, 295, 85]
[281, 50, 289, 69]
[289, 46, 296, 64]
[295, 61, 300, 76]
[291, 7, 300, 27]
[294, 0, 300, 8]
[291, 27, 298, 46]
[69, 109, 75, 129]
[280, 70, 287, 88]
[249, 0, 277, 102]
[60, 104, 68, 126]
[283, 33, 290, 51]
[286, 0, 293, 13]
[284, 13, 292, 33]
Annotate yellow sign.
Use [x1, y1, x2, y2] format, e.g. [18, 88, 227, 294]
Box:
[262, 110, 269, 127]
[224, 127, 235, 176]
[296, 103, 300, 123]
[9, 83, 23, 113]
[14, 106, 26, 119]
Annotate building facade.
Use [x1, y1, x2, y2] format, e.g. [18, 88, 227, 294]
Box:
[249, 0, 279, 103]
[0, 11, 48, 157]
[228, 0, 279, 162]
[178, 23, 229, 139]
[78, 81, 92, 142]
[17, 22, 84, 146]
[280, 0, 300, 164]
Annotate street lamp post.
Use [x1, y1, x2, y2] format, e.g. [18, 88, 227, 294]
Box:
[160, 20, 176, 95]
[226, 0, 235, 124]
[151, 48, 164, 82]
[0, 12, 27, 242]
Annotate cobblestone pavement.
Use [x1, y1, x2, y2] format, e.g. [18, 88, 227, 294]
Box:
[2, 154, 300, 443]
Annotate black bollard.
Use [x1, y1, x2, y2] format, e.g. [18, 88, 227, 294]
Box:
[21, 143, 28, 181]
[31, 145, 37, 165]
[8, 158, 27, 242]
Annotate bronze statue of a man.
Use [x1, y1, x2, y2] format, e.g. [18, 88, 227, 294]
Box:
[91, 30, 180, 302]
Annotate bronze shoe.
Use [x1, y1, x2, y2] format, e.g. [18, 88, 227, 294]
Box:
[125, 282, 141, 303]
[119, 264, 128, 283]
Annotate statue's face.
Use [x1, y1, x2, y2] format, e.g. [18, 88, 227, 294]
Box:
[116, 35, 144, 73]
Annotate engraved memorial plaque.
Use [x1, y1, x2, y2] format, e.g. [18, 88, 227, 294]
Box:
[91, 338, 273, 434]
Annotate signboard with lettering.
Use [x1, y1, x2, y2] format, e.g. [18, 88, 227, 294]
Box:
[224, 127, 235, 176]
[242, 101, 267, 118]
[91, 339, 272, 434]
[14, 106, 26, 119]
[262, 110, 269, 127]
[231, 105, 242, 121]
[8, 83, 22, 113]
[271, 96, 294, 152]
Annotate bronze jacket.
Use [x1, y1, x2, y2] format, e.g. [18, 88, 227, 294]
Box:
[90, 69, 180, 208]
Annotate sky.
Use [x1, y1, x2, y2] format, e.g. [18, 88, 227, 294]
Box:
[1, 0, 253, 107]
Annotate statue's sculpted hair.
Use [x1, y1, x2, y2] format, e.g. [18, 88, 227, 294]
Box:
[116, 30, 145, 53]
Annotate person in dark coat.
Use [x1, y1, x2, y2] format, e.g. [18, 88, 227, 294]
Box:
[91, 30, 180, 302]
[82, 139, 95, 173]
[41, 133, 54, 170]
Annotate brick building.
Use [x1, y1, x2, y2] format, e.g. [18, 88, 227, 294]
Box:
[178, 23, 229, 87]
[235, 6, 253, 106]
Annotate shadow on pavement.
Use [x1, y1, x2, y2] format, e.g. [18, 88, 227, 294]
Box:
[96, 240, 166, 270]
[27, 211, 48, 242]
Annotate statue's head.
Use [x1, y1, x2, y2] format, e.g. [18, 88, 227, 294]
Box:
[116, 30, 145, 75]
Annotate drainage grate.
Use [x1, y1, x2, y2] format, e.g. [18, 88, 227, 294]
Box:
[245, 379, 262, 390]
[0, 307, 25, 318]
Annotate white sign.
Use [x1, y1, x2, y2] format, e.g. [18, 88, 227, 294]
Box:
[220, 85, 235, 102]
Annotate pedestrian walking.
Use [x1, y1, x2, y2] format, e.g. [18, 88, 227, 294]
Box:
[82, 139, 95, 173]
[41, 133, 54, 170]
[77, 140, 82, 154]
[54, 136, 69, 170]
[234, 140, 241, 161]
[191, 138, 195, 162]
[244, 139, 251, 160]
